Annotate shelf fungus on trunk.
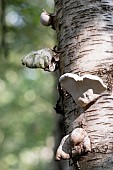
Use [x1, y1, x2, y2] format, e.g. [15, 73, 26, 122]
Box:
[55, 128, 91, 161]
[40, 10, 55, 29]
[70, 128, 91, 157]
[59, 73, 107, 107]
[40, 10, 51, 26]
[55, 134, 71, 161]
[21, 48, 59, 72]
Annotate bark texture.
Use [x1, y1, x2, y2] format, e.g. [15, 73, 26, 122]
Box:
[54, 0, 113, 169]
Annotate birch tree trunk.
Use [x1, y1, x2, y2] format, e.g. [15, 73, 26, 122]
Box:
[54, 0, 113, 169]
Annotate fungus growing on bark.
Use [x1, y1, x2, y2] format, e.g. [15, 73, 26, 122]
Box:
[70, 128, 91, 157]
[55, 134, 71, 160]
[21, 48, 59, 72]
[55, 128, 91, 161]
[59, 73, 107, 107]
[40, 10, 55, 29]
[40, 10, 51, 26]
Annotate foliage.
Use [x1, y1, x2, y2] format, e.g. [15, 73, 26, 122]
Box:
[0, 0, 56, 170]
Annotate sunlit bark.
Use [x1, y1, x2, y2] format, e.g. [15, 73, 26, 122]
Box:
[54, 0, 113, 169]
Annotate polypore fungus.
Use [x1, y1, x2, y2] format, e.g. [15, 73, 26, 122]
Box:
[70, 128, 91, 157]
[55, 134, 71, 160]
[55, 128, 91, 161]
[40, 10, 51, 26]
[21, 48, 59, 72]
[59, 73, 107, 107]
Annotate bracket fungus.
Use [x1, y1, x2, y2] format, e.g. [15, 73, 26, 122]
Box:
[55, 128, 91, 161]
[59, 73, 107, 107]
[70, 128, 91, 157]
[21, 48, 59, 72]
[40, 10, 51, 26]
[55, 134, 71, 160]
[40, 10, 55, 29]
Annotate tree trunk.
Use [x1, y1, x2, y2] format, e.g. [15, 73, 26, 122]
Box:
[54, 0, 113, 169]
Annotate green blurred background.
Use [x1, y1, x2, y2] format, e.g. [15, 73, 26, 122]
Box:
[0, 0, 57, 169]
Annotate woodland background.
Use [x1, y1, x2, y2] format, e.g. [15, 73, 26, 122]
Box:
[0, 0, 57, 170]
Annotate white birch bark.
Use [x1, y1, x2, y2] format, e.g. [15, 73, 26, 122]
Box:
[54, 0, 113, 169]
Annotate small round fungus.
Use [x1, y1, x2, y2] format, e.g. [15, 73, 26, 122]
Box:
[40, 11, 51, 26]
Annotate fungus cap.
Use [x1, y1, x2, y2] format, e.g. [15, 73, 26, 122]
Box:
[59, 73, 107, 107]
[40, 11, 51, 26]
